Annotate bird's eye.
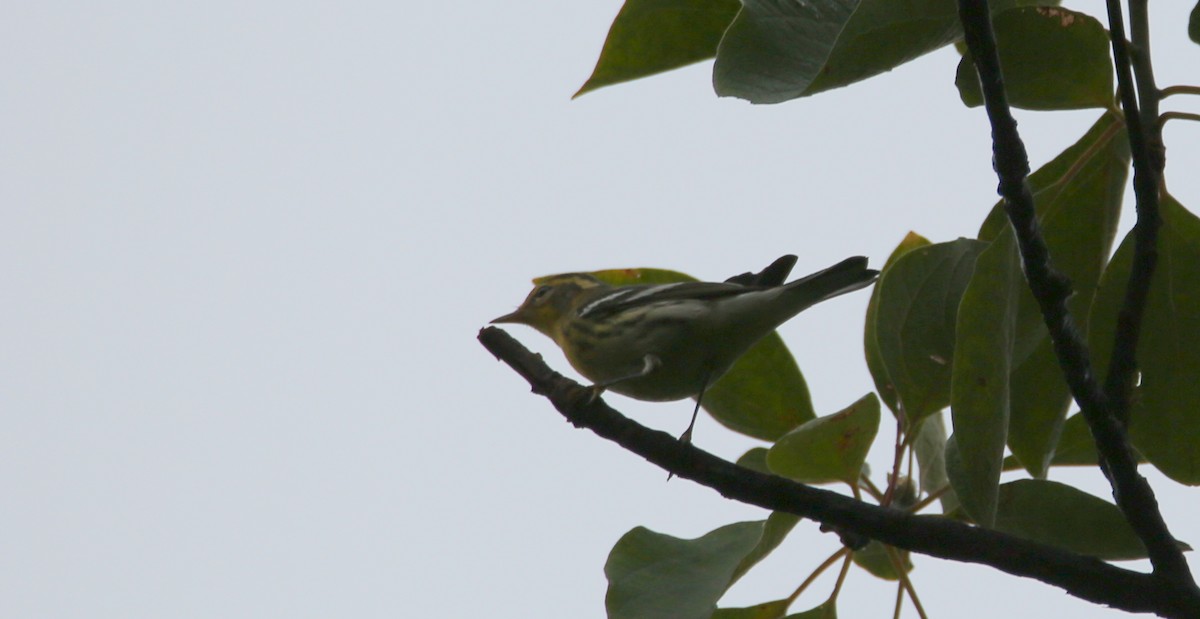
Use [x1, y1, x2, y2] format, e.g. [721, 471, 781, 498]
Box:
[530, 285, 552, 302]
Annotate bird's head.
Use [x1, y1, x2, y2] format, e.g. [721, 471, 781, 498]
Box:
[492, 273, 606, 337]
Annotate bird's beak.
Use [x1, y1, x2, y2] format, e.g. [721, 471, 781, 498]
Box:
[490, 308, 525, 324]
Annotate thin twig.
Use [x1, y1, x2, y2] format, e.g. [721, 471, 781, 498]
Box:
[885, 544, 928, 619]
[910, 485, 949, 514]
[1160, 85, 1200, 98]
[829, 551, 854, 600]
[860, 473, 886, 502]
[883, 415, 905, 506]
[1103, 0, 1161, 429]
[786, 548, 848, 606]
[1160, 111, 1200, 127]
[1128, 1, 1161, 134]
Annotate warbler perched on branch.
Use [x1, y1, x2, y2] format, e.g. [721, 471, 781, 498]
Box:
[492, 255, 878, 442]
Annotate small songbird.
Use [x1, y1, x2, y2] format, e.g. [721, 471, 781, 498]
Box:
[492, 255, 878, 441]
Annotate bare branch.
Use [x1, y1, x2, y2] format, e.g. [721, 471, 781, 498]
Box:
[1102, 0, 1162, 428]
[480, 326, 1200, 617]
[955, 0, 1197, 597]
[1103, 0, 1197, 588]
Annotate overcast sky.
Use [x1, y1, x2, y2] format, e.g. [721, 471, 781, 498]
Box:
[3, 2, 1199, 618]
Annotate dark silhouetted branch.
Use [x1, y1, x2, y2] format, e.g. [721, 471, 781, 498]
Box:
[1102, 0, 1162, 429]
[955, 0, 1197, 599]
[480, 326, 1200, 617]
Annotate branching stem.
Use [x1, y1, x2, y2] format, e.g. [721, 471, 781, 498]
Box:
[1160, 85, 1200, 98]
[955, 0, 1198, 601]
[1160, 111, 1200, 127]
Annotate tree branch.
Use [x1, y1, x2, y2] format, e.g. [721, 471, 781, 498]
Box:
[955, 0, 1197, 597]
[1127, 0, 1161, 136]
[1100, 0, 1197, 591]
[1102, 0, 1161, 428]
[480, 326, 1200, 617]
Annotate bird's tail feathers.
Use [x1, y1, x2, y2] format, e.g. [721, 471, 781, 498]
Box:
[783, 256, 879, 308]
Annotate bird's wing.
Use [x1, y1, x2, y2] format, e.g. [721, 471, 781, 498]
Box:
[724, 254, 798, 287]
[576, 281, 759, 319]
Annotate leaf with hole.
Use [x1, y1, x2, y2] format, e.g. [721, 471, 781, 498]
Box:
[956, 7, 1113, 110]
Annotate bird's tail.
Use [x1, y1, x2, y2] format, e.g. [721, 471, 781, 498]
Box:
[782, 256, 879, 309]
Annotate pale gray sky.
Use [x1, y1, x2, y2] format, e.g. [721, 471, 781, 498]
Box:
[3, 2, 1198, 617]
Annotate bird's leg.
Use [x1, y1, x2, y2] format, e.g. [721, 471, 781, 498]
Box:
[678, 399, 702, 444]
[667, 372, 713, 482]
[678, 371, 711, 444]
[587, 354, 662, 403]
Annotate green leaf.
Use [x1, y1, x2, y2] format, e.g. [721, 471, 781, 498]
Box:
[912, 412, 949, 494]
[784, 601, 838, 619]
[1002, 338, 1073, 476]
[1089, 195, 1200, 485]
[715, 600, 839, 619]
[950, 232, 1021, 526]
[736, 447, 771, 474]
[586, 266, 814, 440]
[605, 522, 771, 619]
[705, 335, 815, 440]
[913, 413, 961, 513]
[714, 0, 1052, 103]
[977, 112, 1126, 241]
[875, 239, 987, 423]
[713, 0, 862, 104]
[1190, 2, 1200, 45]
[956, 7, 1113, 110]
[851, 540, 912, 580]
[731, 512, 802, 584]
[575, 0, 742, 97]
[994, 479, 1147, 560]
[768, 394, 881, 484]
[865, 232, 932, 415]
[978, 112, 1128, 477]
[999, 413, 1143, 469]
[1045, 413, 1098, 466]
[942, 433, 972, 515]
[586, 266, 707, 286]
[1002, 413, 1093, 470]
[713, 599, 792, 619]
[805, 0, 1059, 97]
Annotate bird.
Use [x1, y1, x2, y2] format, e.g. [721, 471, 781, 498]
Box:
[492, 255, 878, 442]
